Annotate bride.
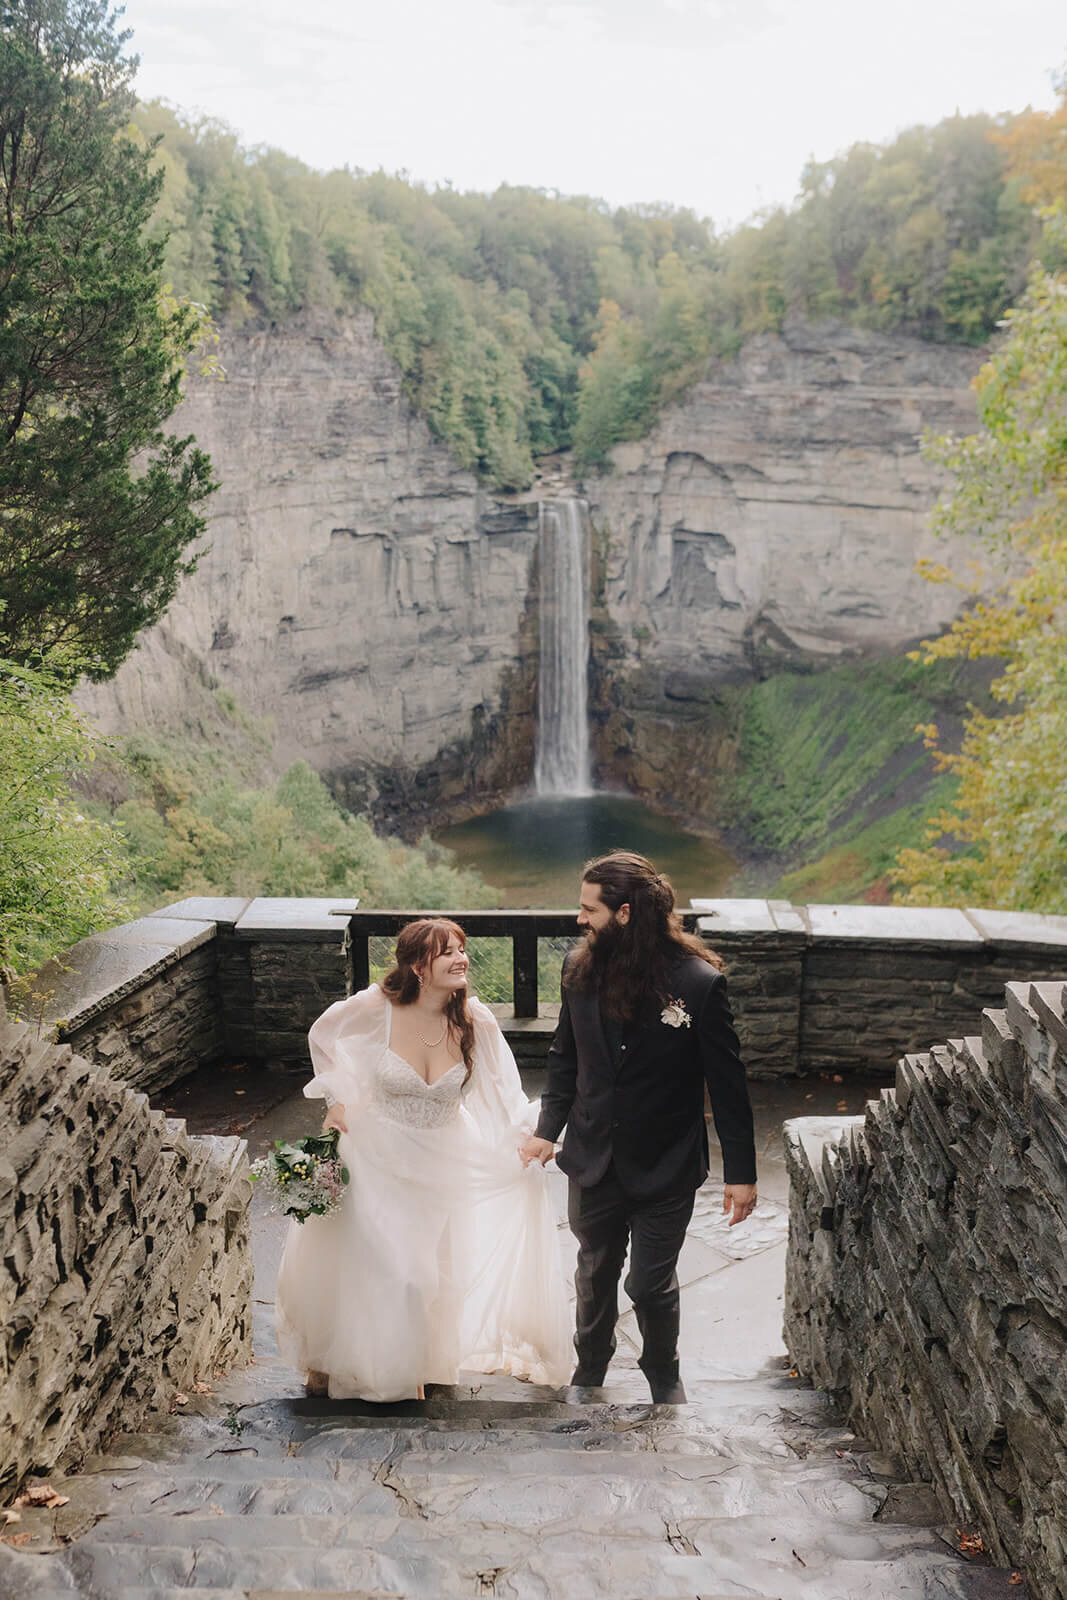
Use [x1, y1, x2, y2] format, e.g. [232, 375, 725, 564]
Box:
[275, 917, 572, 1400]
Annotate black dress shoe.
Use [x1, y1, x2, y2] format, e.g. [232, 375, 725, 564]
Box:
[645, 1374, 687, 1404]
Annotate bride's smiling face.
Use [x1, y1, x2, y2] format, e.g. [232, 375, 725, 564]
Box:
[421, 934, 469, 994]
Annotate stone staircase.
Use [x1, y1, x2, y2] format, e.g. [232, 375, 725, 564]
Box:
[0, 1345, 1029, 1599]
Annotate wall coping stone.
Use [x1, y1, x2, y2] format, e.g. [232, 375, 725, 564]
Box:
[151, 896, 253, 929]
[96, 914, 217, 956]
[692, 898, 778, 932]
[805, 903, 982, 944]
[962, 907, 1067, 947]
[35, 917, 217, 1031]
[233, 896, 360, 939]
[769, 900, 810, 934]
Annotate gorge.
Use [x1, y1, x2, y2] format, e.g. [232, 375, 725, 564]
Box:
[77, 313, 985, 850]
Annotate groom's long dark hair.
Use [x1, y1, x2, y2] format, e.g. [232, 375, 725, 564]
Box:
[565, 850, 722, 1022]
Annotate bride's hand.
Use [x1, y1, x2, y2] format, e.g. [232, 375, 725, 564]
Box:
[518, 1135, 555, 1168]
[322, 1103, 348, 1134]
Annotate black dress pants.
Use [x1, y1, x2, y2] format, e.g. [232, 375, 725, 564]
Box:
[568, 1165, 695, 1378]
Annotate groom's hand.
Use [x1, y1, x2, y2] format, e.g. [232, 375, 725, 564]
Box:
[518, 1135, 556, 1168]
[723, 1183, 757, 1226]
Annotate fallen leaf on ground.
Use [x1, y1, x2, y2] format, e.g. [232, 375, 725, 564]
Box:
[1009, 1575, 1025, 1587]
[788, 1367, 800, 1378]
[2, 1532, 32, 1547]
[15, 1483, 68, 1509]
[169, 1393, 190, 1412]
[1, 1508, 21, 1523]
[957, 1529, 987, 1554]
[192, 1381, 212, 1394]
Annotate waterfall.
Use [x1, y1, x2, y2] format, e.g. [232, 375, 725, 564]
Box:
[535, 498, 591, 796]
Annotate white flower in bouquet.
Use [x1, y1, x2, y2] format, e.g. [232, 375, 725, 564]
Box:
[249, 1132, 350, 1222]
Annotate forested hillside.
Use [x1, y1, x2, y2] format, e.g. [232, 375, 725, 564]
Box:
[136, 103, 1038, 484]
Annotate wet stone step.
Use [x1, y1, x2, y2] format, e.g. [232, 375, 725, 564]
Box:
[59, 1521, 990, 1600]
[73, 1448, 887, 1503]
[65, 1458, 885, 1527]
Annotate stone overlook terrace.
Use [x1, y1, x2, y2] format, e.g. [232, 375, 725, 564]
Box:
[27, 893, 1067, 1093]
[1, 898, 1065, 1598]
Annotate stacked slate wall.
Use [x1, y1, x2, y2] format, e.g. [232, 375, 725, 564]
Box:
[695, 901, 1067, 1078]
[21, 899, 1067, 1083]
[783, 980, 1067, 1600]
[0, 1018, 253, 1496]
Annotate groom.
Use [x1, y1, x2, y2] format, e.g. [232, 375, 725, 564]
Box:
[519, 851, 758, 1403]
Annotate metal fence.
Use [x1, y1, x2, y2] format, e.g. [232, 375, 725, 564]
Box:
[350, 909, 699, 1015]
[368, 933, 577, 1005]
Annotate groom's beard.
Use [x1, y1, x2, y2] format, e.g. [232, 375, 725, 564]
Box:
[587, 915, 625, 974]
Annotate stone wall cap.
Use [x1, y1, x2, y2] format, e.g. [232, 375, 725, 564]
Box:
[30, 924, 211, 1030]
[769, 901, 809, 934]
[101, 916, 217, 957]
[963, 908, 1067, 949]
[692, 898, 777, 932]
[235, 897, 360, 938]
[806, 904, 983, 944]
[152, 897, 253, 930]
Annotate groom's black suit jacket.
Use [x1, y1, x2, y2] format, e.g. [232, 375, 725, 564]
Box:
[535, 952, 757, 1198]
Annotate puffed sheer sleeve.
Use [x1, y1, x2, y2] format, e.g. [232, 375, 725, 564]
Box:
[304, 984, 386, 1112]
[463, 997, 540, 1141]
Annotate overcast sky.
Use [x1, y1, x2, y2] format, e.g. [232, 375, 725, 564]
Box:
[125, 0, 1064, 229]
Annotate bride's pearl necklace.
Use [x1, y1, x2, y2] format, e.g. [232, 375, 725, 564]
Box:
[413, 1006, 449, 1048]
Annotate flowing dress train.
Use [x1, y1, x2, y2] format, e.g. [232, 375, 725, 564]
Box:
[275, 984, 571, 1400]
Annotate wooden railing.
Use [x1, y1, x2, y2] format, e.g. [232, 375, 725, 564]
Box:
[343, 909, 699, 1018]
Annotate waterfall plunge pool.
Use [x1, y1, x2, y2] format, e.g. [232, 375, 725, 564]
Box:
[433, 792, 737, 909]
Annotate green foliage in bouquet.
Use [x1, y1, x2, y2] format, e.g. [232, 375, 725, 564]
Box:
[249, 1131, 350, 1222]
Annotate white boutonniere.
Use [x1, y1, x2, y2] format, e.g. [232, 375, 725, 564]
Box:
[661, 998, 691, 1029]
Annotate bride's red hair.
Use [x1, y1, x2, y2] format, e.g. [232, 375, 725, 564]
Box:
[381, 918, 474, 1081]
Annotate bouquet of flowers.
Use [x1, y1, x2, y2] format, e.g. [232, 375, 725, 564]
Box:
[249, 1131, 350, 1222]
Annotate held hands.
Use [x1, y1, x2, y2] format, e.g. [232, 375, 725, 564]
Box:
[723, 1183, 758, 1226]
[518, 1135, 556, 1168]
[322, 1104, 349, 1135]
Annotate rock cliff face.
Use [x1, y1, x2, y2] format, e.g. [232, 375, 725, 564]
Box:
[80, 315, 983, 827]
[79, 313, 541, 821]
[585, 322, 983, 808]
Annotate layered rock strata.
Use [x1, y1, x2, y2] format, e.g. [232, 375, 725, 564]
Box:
[0, 1017, 252, 1496]
[587, 322, 983, 803]
[783, 980, 1067, 1600]
[79, 314, 540, 824]
[78, 315, 984, 825]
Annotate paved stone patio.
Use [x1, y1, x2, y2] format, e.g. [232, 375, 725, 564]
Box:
[0, 1076, 1032, 1598]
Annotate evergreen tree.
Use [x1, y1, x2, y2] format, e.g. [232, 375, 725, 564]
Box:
[0, 0, 216, 681]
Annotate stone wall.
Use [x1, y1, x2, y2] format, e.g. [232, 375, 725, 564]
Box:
[30, 903, 240, 1097]
[23, 897, 1067, 1082]
[221, 897, 351, 1068]
[26, 898, 353, 1093]
[696, 900, 1067, 1078]
[0, 1017, 252, 1497]
[783, 980, 1067, 1600]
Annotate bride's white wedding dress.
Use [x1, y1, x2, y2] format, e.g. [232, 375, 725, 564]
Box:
[275, 983, 571, 1400]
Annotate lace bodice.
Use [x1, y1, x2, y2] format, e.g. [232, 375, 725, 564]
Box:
[371, 1051, 465, 1129]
